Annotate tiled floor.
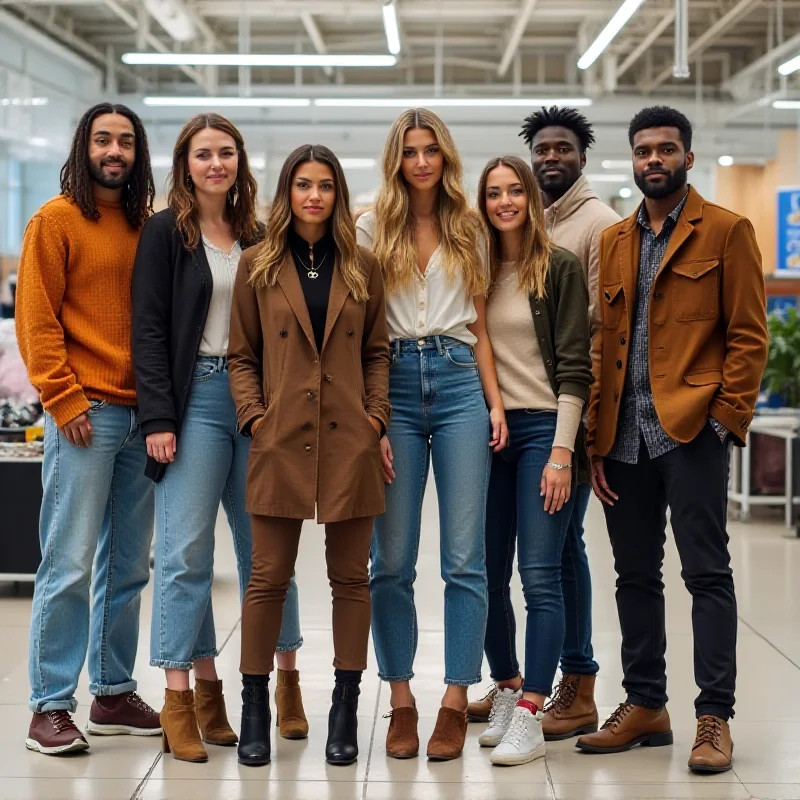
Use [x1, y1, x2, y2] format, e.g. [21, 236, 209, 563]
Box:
[2, 481, 800, 800]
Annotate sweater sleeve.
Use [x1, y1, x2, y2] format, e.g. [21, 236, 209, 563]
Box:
[553, 394, 584, 452]
[15, 214, 91, 427]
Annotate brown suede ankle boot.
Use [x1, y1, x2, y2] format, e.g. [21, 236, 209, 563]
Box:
[386, 706, 419, 759]
[161, 689, 208, 763]
[542, 674, 599, 741]
[275, 669, 309, 740]
[426, 707, 468, 761]
[194, 679, 238, 746]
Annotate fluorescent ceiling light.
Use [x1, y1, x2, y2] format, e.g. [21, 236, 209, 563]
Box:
[340, 158, 377, 169]
[383, 1, 402, 56]
[619, 187, 633, 199]
[313, 97, 592, 108]
[778, 54, 800, 76]
[1, 97, 48, 106]
[586, 173, 630, 183]
[601, 159, 632, 170]
[578, 0, 646, 70]
[143, 96, 311, 107]
[123, 52, 396, 67]
[773, 100, 800, 110]
[717, 155, 734, 167]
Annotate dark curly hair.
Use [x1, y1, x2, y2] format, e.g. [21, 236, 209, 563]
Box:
[519, 106, 596, 153]
[628, 106, 692, 151]
[60, 102, 154, 229]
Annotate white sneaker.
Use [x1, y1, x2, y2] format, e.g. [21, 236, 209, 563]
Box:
[478, 687, 522, 747]
[490, 705, 546, 766]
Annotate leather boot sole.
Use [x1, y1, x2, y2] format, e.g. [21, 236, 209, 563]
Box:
[544, 722, 599, 742]
[689, 761, 733, 774]
[576, 729, 674, 753]
[387, 748, 419, 759]
[238, 755, 271, 767]
[202, 737, 237, 747]
[326, 754, 358, 766]
[427, 751, 463, 762]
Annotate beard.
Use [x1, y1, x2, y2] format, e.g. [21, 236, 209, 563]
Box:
[89, 158, 132, 190]
[634, 164, 688, 199]
[536, 166, 575, 198]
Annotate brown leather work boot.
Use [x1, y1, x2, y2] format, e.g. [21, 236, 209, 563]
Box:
[160, 689, 208, 763]
[275, 669, 309, 739]
[466, 685, 497, 723]
[194, 679, 237, 746]
[688, 716, 733, 774]
[385, 706, 419, 759]
[575, 702, 673, 753]
[543, 674, 599, 741]
[427, 707, 468, 761]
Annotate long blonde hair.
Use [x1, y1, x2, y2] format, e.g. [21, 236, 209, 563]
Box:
[372, 108, 486, 296]
[477, 155, 552, 299]
[249, 145, 368, 301]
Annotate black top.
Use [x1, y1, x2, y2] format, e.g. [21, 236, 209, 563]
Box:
[289, 227, 335, 352]
[131, 208, 263, 482]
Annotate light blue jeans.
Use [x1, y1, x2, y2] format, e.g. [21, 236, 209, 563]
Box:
[370, 336, 491, 686]
[150, 358, 302, 670]
[29, 402, 154, 712]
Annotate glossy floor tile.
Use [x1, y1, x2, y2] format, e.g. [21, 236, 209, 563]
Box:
[0, 488, 799, 799]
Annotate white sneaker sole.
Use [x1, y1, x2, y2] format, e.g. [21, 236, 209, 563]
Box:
[478, 730, 507, 747]
[25, 737, 90, 755]
[490, 742, 546, 766]
[85, 722, 162, 736]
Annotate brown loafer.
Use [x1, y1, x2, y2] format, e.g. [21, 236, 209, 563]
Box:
[386, 706, 419, 759]
[575, 702, 673, 754]
[688, 716, 733, 774]
[426, 707, 467, 761]
[543, 674, 599, 741]
[466, 685, 497, 723]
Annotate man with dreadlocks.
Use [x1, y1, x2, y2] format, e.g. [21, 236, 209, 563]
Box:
[16, 102, 162, 755]
[467, 106, 619, 739]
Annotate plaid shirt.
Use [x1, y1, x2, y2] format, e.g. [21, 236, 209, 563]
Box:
[608, 193, 690, 464]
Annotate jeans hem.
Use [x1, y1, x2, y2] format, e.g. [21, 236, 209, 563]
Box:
[89, 679, 137, 697]
[559, 664, 600, 677]
[696, 705, 734, 721]
[151, 660, 193, 670]
[489, 670, 520, 683]
[523, 684, 554, 696]
[29, 698, 78, 714]
[275, 637, 304, 653]
[444, 677, 482, 687]
[379, 672, 414, 682]
[626, 692, 667, 711]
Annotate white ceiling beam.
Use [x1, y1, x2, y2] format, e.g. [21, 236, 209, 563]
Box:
[723, 31, 800, 92]
[616, 10, 676, 78]
[99, 0, 207, 88]
[497, 0, 538, 77]
[641, 0, 763, 93]
[300, 12, 333, 77]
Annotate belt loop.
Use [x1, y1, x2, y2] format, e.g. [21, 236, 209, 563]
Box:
[434, 335, 445, 356]
[393, 340, 400, 359]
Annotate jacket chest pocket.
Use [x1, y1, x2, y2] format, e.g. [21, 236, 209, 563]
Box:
[671, 259, 719, 321]
[602, 282, 625, 330]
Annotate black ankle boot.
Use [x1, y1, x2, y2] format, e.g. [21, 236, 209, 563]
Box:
[325, 682, 360, 765]
[237, 675, 271, 766]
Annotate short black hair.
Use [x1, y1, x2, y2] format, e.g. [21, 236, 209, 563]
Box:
[628, 106, 692, 152]
[519, 106, 596, 153]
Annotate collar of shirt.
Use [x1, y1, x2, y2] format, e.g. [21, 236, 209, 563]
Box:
[637, 187, 690, 234]
[288, 226, 335, 263]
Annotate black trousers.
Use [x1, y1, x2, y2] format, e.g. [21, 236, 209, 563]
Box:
[603, 423, 736, 720]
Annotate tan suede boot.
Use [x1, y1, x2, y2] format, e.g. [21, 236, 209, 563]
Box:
[542, 674, 599, 741]
[426, 708, 468, 761]
[160, 689, 208, 763]
[194, 679, 238, 746]
[275, 669, 309, 740]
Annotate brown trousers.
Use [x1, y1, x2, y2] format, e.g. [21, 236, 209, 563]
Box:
[240, 515, 373, 675]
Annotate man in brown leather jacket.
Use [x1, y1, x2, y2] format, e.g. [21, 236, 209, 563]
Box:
[579, 106, 768, 774]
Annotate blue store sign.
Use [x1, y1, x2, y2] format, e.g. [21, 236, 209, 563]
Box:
[777, 186, 800, 274]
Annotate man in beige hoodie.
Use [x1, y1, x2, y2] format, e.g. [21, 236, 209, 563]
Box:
[516, 107, 620, 739]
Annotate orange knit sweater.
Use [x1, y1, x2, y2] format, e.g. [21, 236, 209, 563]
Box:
[15, 195, 142, 427]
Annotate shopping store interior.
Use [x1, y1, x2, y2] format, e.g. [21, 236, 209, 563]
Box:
[1, 1, 800, 798]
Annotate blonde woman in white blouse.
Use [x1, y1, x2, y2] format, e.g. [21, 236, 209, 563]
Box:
[132, 114, 305, 763]
[356, 108, 507, 762]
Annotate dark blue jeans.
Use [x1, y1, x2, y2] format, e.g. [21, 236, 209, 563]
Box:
[483, 409, 576, 695]
[560, 482, 599, 676]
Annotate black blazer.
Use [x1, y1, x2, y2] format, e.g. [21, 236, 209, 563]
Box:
[131, 208, 262, 482]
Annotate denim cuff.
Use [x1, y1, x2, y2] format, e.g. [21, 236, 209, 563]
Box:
[29, 698, 79, 714]
[378, 671, 415, 683]
[89, 679, 137, 697]
[275, 636, 304, 653]
[626, 692, 667, 711]
[444, 676, 483, 687]
[696, 705, 734, 721]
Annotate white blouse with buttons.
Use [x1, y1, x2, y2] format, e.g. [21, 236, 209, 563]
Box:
[199, 236, 243, 358]
[356, 210, 479, 346]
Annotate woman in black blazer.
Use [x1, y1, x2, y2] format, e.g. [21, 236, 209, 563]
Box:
[132, 114, 305, 763]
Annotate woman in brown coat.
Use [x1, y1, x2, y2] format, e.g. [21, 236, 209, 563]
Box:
[227, 144, 390, 768]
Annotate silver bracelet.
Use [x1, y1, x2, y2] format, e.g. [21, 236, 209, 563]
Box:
[547, 460, 571, 470]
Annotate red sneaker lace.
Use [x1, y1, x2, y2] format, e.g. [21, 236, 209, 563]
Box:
[543, 675, 579, 714]
[47, 710, 79, 734]
[602, 702, 634, 730]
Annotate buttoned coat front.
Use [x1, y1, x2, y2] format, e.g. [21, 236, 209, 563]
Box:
[227, 245, 390, 523]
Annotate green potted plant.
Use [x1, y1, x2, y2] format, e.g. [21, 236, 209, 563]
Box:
[763, 307, 800, 408]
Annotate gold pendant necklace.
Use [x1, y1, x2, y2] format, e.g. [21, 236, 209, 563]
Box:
[294, 246, 329, 279]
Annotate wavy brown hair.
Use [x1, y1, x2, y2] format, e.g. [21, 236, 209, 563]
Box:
[478, 155, 552, 299]
[249, 145, 368, 301]
[372, 108, 486, 296]
[166, 113, 260, 250]
[60, 102, 154, 228]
